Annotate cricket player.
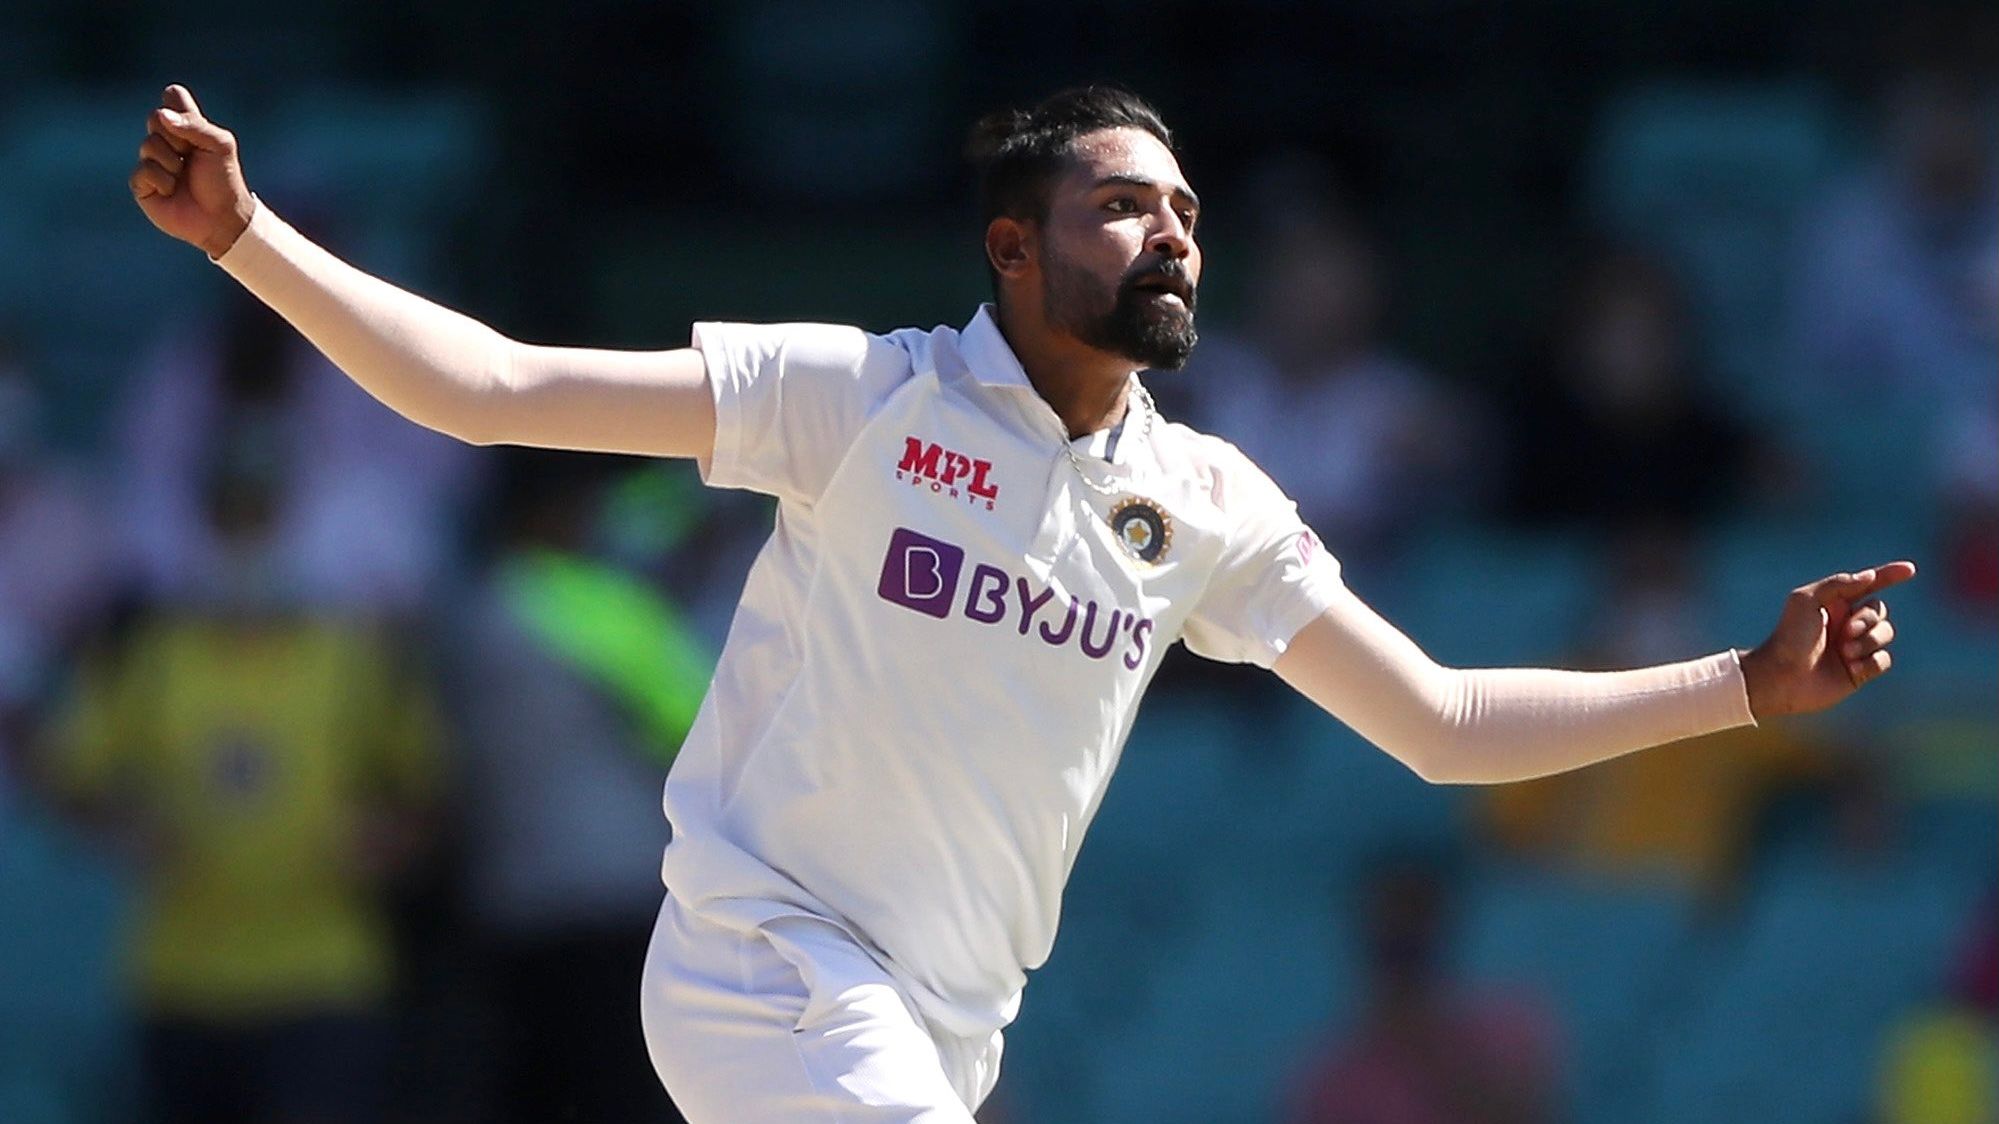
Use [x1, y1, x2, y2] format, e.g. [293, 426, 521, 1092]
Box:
[133, 82, 1912, 1122]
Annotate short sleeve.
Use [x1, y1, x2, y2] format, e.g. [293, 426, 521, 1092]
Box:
[694, 321, 915, 506]
[1181, 446, 1346, 667]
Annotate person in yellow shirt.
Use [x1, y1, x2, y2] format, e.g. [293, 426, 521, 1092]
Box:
[45, 435, 440, 1124]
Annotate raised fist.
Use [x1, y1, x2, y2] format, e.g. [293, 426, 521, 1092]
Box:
[130, 84, 256, 259]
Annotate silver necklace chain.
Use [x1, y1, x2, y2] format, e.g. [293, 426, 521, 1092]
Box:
[1062, 375, 1156, 497]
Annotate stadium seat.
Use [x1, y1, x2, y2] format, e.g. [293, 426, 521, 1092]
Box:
[1100, 693, 1253, 841]
[1585, 81, 1847, 416]
[1027, 693, 1382, 1122]
[1049, 695, 1240, 1022]
[1236, 696, 1465, 883]
[0, 87, 230, 447]
[1001, 968, 1110, 1124]
[1637, 849, 1979, 1124]
[1449, 862, 1702, 1124]
[718, 0, 955, 200]
[260, 87, 490, 280]
[1902, 796, 1999, 895]
[1372, 528, 1597, 669]
[0, 796, 137, 1123]
[1081, 878, 1358, 1124]
[0, 1075, 74, 1124]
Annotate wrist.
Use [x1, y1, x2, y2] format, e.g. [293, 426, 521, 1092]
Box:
[202, 196, 256, 260]
[1736, 644, 1776, 721]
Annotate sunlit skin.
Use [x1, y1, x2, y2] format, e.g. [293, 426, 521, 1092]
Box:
[983, 127, 1202, 440]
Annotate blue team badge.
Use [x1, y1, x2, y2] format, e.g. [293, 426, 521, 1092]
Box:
[1109, 496, 1172, 564]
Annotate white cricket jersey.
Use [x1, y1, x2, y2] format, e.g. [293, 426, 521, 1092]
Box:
[661, 304, 1343, 1040]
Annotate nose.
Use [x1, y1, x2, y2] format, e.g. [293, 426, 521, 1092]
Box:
[1147, 202, 1192, 261]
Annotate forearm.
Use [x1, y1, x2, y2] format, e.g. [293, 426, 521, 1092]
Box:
[1394, 653, 1751, 783]
[1276, 586, 1756, 784]
[210, 198, 713, 457]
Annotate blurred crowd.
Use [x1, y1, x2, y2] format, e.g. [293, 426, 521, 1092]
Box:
[1, 4, 1994, 1124]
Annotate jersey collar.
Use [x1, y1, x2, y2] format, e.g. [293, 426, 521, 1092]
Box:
[958, 304, 1035, 391]
[959, 303, 1150, 468]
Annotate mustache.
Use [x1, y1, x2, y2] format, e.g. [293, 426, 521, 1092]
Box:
[1123, 261, 1197, 306]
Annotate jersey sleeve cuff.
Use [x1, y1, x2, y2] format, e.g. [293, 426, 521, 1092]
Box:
[207, 193, 273, 269]
[691, 321, 745, 489]
[1711, 647, 1758, 729]
[1248, 553, 1348, 668]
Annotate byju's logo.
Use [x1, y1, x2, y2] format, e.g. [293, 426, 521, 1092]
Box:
[875, 527, 1156, 668]
[876, 528, 965, 619]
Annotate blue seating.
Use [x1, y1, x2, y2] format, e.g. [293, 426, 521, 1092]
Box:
[260, 87, 490, 280]
[1094, 693, 1253, 848]
[1001, 970, 1110, 1124]
[1082, 880, 1357, 1124]
[1028, 695, 1236, 1064]
[1022, 691, 1392, 1122]
[0, 88, 213, 425]
[0, 796, 137, 1123]
[1902, 796, 1998, 900]
[1241, 698, 1464, 881]
[1372, 528, 1597, 669]
[1585, 81, 1846, 415]
[1448, 863, 1701, 1124]
[1639, 851, 1978, 1123]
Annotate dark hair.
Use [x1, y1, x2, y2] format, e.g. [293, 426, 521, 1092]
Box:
[967, 85, 1175, 227]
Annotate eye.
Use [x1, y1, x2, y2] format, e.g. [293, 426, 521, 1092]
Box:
[1104, 196, 1139, 214]
[1176, 207, 1198, 228]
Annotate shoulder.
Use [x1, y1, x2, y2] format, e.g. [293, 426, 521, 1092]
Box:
[691, 320, 917, 369]
[691, 319, 974, 400]
[1152, 419, 1291, 516]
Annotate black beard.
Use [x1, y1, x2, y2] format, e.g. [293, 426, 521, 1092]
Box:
[1044, 250, 1199, 371]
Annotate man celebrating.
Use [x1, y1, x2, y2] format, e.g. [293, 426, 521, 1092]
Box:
[133, 82, 1911, 1122]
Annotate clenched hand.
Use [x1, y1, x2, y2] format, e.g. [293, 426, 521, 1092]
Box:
[130, 84, 255, 259]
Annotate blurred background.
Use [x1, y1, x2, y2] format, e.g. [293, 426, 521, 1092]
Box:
[0, 1, 1993, 1122]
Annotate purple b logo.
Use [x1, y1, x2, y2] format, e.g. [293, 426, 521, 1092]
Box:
[877, 528, 964, 619]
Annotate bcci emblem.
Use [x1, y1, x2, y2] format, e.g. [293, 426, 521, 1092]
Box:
[1108, 496, 1172, 564]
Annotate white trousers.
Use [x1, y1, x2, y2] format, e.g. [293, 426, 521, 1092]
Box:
[641, 892, 1002, 1122]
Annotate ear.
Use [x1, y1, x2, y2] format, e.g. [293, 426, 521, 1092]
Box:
[984, 216, 1035, 281]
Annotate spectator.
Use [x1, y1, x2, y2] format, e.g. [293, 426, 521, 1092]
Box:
[438, 451, 703, 1124]
[1173, 156, 1484, 566]
[0, 340, 122, 785]
[38, 427, 442, 1124]
[118, 275, 478, 618]
[1935, 404, 1998, 619]
[1786, 66, 1997, 425]
[1498, 248, 1778, 531]
[1284, 854, 1561, 1124]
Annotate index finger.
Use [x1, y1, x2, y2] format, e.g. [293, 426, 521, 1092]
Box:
[1806, 561, 1918, 607]
[1859, 560, 1918, 596]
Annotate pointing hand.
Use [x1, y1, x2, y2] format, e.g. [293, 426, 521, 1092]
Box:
[1739, 561, 1917, 719]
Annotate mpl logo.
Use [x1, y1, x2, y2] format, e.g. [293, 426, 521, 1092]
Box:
[876, 528, 1156, 669]
[897, 436, 1000, 511]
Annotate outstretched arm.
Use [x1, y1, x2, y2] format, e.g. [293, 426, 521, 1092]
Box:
[1273, 562, 1914, 785]
[130, 84, 714, 458]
